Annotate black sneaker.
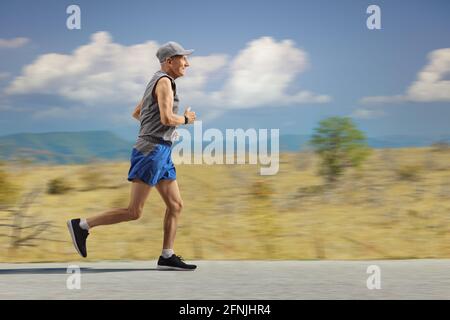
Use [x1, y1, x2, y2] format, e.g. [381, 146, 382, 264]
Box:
[157, 254, 197, 271]
[67, 218, 89, 258]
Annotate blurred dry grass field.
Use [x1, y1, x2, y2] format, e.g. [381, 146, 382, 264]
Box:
[1, 146, 450, 262]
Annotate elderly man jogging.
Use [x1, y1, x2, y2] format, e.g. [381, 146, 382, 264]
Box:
[67, 41, 197, 270]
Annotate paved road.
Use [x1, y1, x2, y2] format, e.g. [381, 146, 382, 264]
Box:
[0, 260, 449, 299]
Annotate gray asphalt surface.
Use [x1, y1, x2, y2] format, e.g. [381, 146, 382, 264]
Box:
[1, 260, 449, 299]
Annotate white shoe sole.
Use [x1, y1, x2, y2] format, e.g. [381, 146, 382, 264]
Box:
[157, 265, 196, 271]
[67, 220, 84, 258]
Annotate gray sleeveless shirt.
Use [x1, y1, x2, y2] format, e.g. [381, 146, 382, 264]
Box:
[133, 70, 179, 155]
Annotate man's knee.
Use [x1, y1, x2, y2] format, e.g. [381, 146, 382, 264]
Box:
[168, 200, 183, 214]
[127, 207, 143, 220]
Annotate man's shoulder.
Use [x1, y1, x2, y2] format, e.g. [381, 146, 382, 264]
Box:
[155, 76, 172, 90]
[148, 71, 176, 100]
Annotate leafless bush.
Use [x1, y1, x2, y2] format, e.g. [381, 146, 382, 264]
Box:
[249, 179, 274, 199]
[431, 141, 450, 152]
[395, 164, 422, 181]
[0, 187, 64, 249]
[47, 177, 73, 195]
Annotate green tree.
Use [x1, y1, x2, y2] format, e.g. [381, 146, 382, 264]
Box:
[309, 116, 371, 183]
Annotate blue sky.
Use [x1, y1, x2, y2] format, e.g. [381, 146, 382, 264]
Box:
[0, 0, 449, 141]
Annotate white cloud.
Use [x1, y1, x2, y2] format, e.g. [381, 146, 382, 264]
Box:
[5, 32, 160, 106]
[0, 37, 30, 48]
[407, 48, 450, 101]
[4, 32, 330, 122]
[208, 36, 330, 108]
[361, 48, 450, 104]
[350, 108, 386, 119]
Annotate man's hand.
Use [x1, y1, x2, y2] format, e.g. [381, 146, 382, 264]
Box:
[184, 107, 196, 124]
[132, 99, 143, 120]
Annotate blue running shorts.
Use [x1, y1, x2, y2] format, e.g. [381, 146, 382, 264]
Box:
[127, 143, 176, 186]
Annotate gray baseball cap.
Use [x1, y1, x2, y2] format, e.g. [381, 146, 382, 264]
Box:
[156, 41, 194, 63]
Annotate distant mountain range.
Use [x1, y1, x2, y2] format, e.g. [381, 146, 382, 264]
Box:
[0, 131, 131, 164]
[0, 131, 449, 164]
[280, 134, 450, 150]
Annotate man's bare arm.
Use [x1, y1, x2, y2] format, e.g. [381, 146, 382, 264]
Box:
[155, 78, 186, 126]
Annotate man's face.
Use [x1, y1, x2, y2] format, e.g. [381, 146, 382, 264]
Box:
[168, 55, 190, 77]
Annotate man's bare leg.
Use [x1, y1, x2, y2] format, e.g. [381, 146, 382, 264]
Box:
[86, 178, 152, 228]
[67, 178, 152, 258]
[155, 179, 196, 270]
[155, 179, 183, 250]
